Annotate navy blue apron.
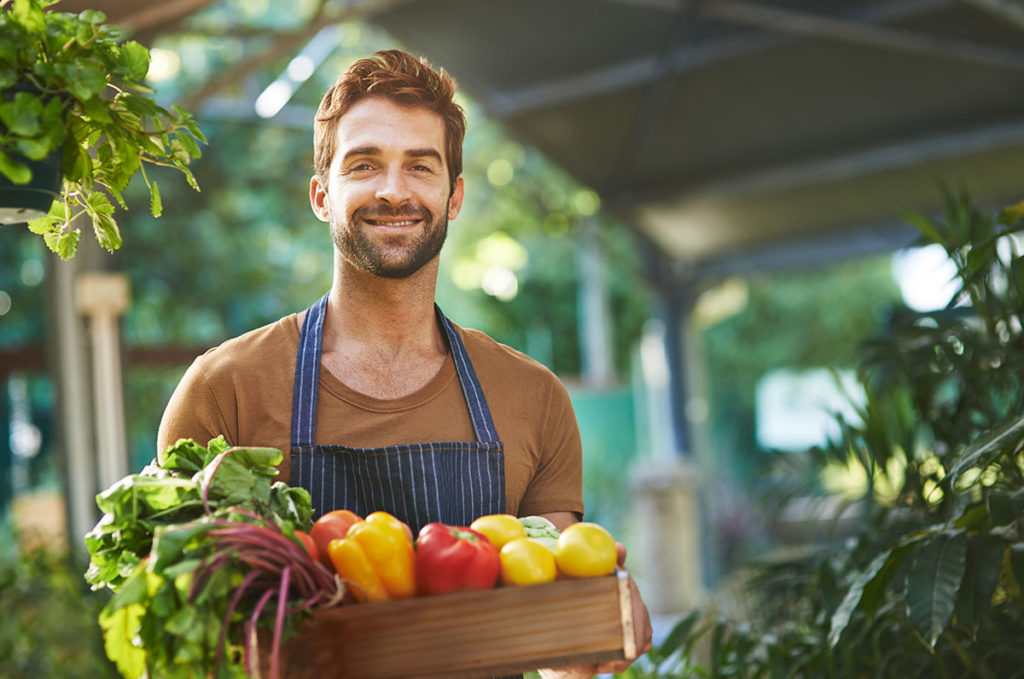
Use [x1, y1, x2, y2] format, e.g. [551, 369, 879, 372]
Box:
[290, 292, 506, 535]
[290, 294, 530, 677]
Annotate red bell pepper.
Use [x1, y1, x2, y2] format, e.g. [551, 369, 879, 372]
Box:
[414, 522, 501, 595]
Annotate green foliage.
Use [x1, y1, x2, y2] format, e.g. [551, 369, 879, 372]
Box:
[629, 192, 1024, 678]
[0, 0, 204, 258]
[0, 540, 119, 679]
[87, 437, 323, 679]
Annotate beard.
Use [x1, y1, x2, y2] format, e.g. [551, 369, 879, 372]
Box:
[331, 203, 448, 279]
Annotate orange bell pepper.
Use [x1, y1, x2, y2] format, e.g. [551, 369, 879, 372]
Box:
[326, 511, 416, 602]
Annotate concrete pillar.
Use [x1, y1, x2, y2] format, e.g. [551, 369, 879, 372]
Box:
[577, 217, 614, 387]
[75, 271, 130, 491]
[630, 459, 704, 614]
[49, 248, 96, 554]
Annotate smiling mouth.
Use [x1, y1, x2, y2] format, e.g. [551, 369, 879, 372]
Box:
[364, 217, 421, 227]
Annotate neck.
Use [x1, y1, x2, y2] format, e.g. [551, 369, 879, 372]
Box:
[324, 257, 444, 355]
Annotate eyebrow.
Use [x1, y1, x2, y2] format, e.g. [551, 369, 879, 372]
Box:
[342, 146, 443, 164]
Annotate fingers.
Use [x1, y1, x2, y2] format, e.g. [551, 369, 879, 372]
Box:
[616, 541, 627, 567]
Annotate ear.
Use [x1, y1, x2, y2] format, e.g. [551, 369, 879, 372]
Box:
[447, 176, 464, 221]
[310, 175, 329, 223]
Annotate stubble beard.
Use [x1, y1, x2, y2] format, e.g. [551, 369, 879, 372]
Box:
[331, 204, 448, 279]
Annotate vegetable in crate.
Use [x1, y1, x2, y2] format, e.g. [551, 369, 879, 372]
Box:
[499, 537, 558, 586]
[555, 522, 617, 578]
[518, 514, 560, 551]
[327, 510, 416, 602]
[415, 522, 501, 595]
[310, 508, 362, 568]
[84, 437, 344, 679]
[469, 513, 527, 549]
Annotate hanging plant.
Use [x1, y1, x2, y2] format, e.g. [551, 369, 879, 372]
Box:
[0, 0, 204, 259]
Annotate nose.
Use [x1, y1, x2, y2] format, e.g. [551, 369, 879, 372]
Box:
[374, 167, 412, 205]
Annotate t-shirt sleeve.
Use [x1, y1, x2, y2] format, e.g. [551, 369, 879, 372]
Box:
[156, 357, 235, 460]
[516, 376, 584, 519]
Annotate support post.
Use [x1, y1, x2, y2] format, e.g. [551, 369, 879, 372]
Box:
[75, 272, 130, 491]
[577, 216, 615, 387]
[630, 236, 708, 614]
[48, 249, 95, 554]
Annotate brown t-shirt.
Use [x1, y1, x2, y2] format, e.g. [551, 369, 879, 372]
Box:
[156, 313, 584, 518]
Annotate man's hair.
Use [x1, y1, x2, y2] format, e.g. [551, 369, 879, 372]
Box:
[313, 49, 466, 191]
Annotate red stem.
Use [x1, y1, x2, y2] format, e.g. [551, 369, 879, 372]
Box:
[270, 567, 291, 679]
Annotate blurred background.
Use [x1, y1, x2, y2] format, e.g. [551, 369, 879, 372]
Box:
[2, 0, 1023, 675]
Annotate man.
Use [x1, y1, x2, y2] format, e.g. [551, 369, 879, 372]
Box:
[158, 49, 651, 676]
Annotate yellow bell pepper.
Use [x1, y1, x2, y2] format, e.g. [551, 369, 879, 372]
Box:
[326, 511, 416, 602]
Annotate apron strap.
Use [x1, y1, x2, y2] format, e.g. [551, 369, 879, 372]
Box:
[436, 305, 500, 444]
[290, 293, 501, 446]
[290, 292, 329, 447]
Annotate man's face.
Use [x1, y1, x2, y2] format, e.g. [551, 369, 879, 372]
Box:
[310, 97, 464, 279]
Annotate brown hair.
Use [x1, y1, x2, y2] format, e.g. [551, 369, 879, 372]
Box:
[313, 49, 466, 192]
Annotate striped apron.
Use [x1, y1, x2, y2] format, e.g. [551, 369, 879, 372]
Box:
[289, 292, 506, 534]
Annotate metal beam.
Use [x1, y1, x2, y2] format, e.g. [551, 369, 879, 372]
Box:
[704, 0, 1024, 71]
[483, 0, 954, 117]
[604, 2, 699, 189]
[619, 117, 1024, 206]
[695, 219, 921, 279]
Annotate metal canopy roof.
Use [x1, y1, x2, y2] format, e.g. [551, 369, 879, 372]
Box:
[366, 0, 1024, 276]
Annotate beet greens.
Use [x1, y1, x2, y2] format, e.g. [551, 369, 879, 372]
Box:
[86, 437, 345, 679]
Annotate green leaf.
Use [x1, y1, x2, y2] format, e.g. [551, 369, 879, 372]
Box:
[192, 447, 283, 508]
[150, 179, 162, 217]
[46, 229, 81, 259]
[1011, 256, 1024, 299]
[948, 414, 1024, 486]
[12, 0, 46, 34]
[0, 65, 17, 90]
[954, 535, 1005, 630]
[997, 197, 1024, 226]
[906, 530, 967, 647]
[98, 602, 147, 679]
[61, 128, 93, 181]
[78, 9, 108, 25]
[96, 475, 198, 516]
[27, 199, 65, 234]
[75, 20, 95, 47]
[905, 212, 944, 246]
[92, 208, 121, 251]
[987, 489, 1024, 527]
[27, 213, 57, 235]
[106, 567, 151, 611]
[160, 437, 223, 473]
[119, 93, 161, 118]
[175, 132, 202, 161]
[1009, 543, 1024, 595]
[14, 135, 54, 161]
[84, 189, 115, 215]
[0, 149, 32, 184]
[80, 94, 113, 124]
[120, 41, 151, 80]
[57, 61, 108, 100]
[829, 550, 893, 647]
[0, 90, 43, 136]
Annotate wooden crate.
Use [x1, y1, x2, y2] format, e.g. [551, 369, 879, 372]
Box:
[272, 569, 637, 678]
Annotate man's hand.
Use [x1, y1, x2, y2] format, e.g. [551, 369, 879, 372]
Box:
[538, 543, 654, 679]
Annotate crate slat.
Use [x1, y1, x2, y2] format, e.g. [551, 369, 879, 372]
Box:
[272, 570, 633, 679]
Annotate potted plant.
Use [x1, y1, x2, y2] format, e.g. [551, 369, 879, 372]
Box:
[0, 0, 204, 259]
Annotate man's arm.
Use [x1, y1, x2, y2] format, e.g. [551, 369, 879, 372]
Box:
[535, 512, 654, 678]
